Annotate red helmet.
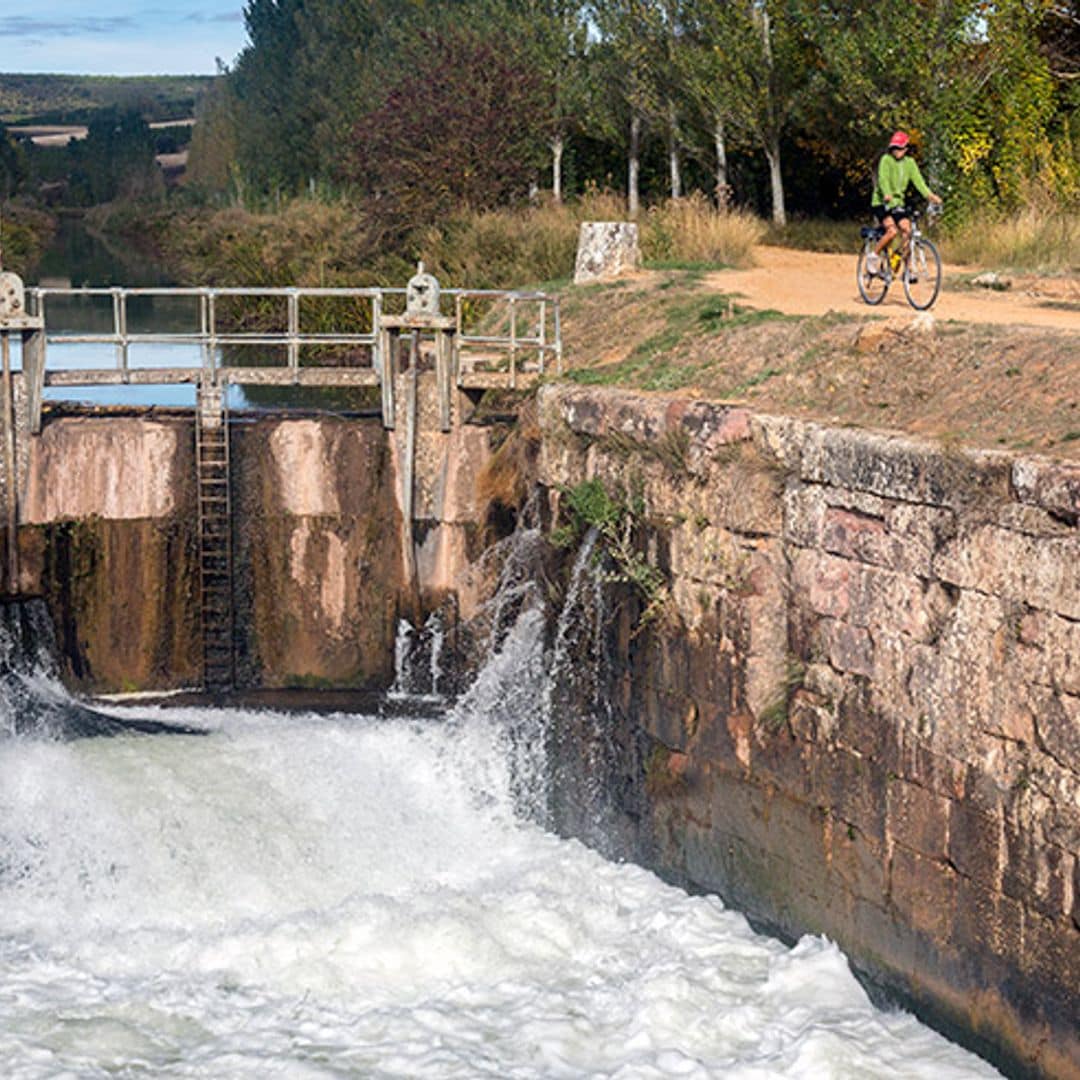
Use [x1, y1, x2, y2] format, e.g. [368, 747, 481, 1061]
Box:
[889, 131, 910, 149]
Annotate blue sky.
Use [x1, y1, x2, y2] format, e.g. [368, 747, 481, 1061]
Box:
[5, 3, 249, 76]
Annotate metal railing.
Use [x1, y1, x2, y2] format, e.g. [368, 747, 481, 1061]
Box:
[24, 284, 563, 386]
[27, 286, 387, 385]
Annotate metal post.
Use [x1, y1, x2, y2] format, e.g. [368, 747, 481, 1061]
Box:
[1, 333, 18, 590]
[553, 298, 563, 375]
[538, 299, 547, 376]
[402, 332, 419, 598]
[379, 328, 396, 429]
[287, 290, 299, 383]
[207, 292, 218, 386]
[23, 328, 46, 434]
[509, 296, 517, 390]
[113, 289, 129, 381]
[436, 330, 451, 431]
[453, 294, 463, 384]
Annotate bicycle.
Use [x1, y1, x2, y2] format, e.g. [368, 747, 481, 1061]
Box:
[856, 207, 942, 310]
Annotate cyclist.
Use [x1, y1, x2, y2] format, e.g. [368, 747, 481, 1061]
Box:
[867, 131, 942, 276]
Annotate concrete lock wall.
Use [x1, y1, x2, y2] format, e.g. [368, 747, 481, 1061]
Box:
[7, 414, 409, 693]
[536, 385, 1079, 1080]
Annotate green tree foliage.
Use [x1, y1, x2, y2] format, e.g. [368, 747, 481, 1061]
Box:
[187, 72, 241, 196]
[0, 125, 28, 199]
[506, 0, 590, 202]
[189, 0, 1078, 222]
[66, 108, 161, 206]
[231, 0, 311, 194]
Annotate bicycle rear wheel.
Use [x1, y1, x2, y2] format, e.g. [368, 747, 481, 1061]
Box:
[857, 245, 889, 305]
[903, 238, 942, 309]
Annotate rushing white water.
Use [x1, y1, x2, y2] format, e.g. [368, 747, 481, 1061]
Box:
[0, 611, 998, 1079]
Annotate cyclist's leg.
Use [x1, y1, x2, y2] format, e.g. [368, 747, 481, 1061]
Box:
[873, 208, 896, 258]
[895, 212, 913, 259]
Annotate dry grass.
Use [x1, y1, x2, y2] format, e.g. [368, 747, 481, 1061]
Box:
[419, 192, 763, 287]
[943, 204, 1080, 274]
[417, 204, 580, 288]
[641, 193, 767, 268]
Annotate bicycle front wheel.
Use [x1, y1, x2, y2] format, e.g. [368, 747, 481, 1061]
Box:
[903, 238, 942, 309]
[857, 246, 889, 305]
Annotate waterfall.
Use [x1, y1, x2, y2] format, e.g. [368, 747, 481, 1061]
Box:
[0, 601, 201, 741]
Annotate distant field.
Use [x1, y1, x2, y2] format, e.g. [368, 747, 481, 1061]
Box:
[0, 73, 212, 124]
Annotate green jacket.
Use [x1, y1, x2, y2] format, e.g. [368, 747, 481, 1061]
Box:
[872, 153, 931, 208]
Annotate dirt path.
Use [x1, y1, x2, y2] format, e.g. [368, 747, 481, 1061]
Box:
[705, 246, 1080, 331]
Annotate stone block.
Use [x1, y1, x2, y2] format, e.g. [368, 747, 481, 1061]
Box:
[573, 221, 641, 284]
[889, 844, 959, 940]
[790, 548, 851, 619]
[907, 740, 968, 801]
[824, 620, 875, 677]
[952, 876, 1025, 969]
[1045, 616, 1080, 695]
[887, 778, 950, 860]
[1013, 456, 1080, 524]
[669, 522, 747, 587]
[776, 423, 1012, 508]
[814, 746, 887, 845]
[948, 799, 1002, 888]
[828, 818, 888, 906]
[933, 522, 1080, 621]
[1034, 691, 1080, 772]
[1021, 909, 1080, 1006]
[1003, 818, 1074, 922]
[782, 483, 827, 549]
[822, 505, 889, 564]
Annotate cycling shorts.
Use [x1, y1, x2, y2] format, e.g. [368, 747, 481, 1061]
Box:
[873, 204, 909, 224]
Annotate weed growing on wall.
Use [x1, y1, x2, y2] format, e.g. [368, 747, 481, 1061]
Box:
[552, 478, 668, 629]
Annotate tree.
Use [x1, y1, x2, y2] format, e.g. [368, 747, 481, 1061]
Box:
[231, 0, 310, 194]
[679, 0, 743, 205]
[65, 108, 160, 205]
[348, 25, 550, 229]
[0, 125, 28, 200]
[589, 0, 661, 215]
[187, 66, 241, 195]
[722, 2, 823, 225]
[515, 0, 591, 202]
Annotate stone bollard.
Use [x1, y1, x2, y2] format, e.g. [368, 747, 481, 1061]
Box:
[573, 222, 641, 285]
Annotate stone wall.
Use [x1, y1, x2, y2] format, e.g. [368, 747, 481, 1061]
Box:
[537, 384, 1079, 1080]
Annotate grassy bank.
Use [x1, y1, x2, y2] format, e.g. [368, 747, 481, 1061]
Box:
[945, 205, 1080, 274]
[95, 193, 766, 291]
[103, 191, 1079, 292]
[558, 268, 1080, 458]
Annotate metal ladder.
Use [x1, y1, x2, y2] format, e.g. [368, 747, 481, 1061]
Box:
[195, 384, 234, 692]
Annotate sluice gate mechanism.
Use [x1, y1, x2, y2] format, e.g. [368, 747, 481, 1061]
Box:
[0, 266, 561, 691]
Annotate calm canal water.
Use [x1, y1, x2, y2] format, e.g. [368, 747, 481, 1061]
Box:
[22, 217, 366, 413]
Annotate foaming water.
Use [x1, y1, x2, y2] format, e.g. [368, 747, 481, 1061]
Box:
[0, 610, 997, 1078]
